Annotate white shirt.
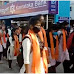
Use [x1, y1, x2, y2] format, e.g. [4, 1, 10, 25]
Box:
[7, 36, 15, 60]
[57, 30, 63, 36]
[9, 37, 14, 46]
[0, 29, 3, 52]
[22, 38, 31, 64]
[20, 38, 32, 73]
[19, 34, 22, 43]
[70, 28, 73, 33]
[0, 43, 3, 52]
[8, 29, 11, 36]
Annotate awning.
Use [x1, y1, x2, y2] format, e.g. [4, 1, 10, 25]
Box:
[0, 10, 48, 20]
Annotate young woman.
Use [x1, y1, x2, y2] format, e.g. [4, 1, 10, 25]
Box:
[7, 29, 15, 69]
[0, 25, 3, 63]
[20, 17, 48, 73]
[17, 25, 29, 69]
[57, 22, 70, 73]
[2, 25, 7, 59]
[46, 24, 59, 73]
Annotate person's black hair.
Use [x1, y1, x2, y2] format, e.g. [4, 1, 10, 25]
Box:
[12, 26, 19, 33]
[0, 25, 2, 29]
[57, 22, 60, 24]
[6, 29, 8, 34]
[56, 22, 63, 30]
[29, 17, 41, 27]
[62, 21, 69, 26]
[21, 25, 29, 35]
[48, 22, 53, 32]
[12, 28, 15, 32]
[58, 22, 65, 29]
[5, 26, 8, 35]
[51, 23, 58, 30]
[11, 29, 15, 41]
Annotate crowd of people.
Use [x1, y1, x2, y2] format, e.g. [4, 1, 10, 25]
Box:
[0, 14, 74, 73]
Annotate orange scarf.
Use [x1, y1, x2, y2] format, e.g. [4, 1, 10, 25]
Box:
[55, 35, 59, 60]
[38, 27, 49, 63]
[38, 30, 44, 42]
[62, 29, 66, 51]
[29, 30, 48, 73]
[3, 32, 6, 43]
[0, 37, 2, 45]
[49, 32, 59, 60]
[14, 35, 20, 56]
[41, 27, 48, 48]
[7, 33, 9, 38]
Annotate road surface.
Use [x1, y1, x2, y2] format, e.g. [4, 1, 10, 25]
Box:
[0, 58, 64, 73]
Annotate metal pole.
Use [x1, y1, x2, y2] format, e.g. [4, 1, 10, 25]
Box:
[46, 14, 48, 29]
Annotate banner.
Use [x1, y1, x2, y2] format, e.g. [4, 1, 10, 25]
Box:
[58, 17, 69, 23]
[0, 1, 48, 17]
[49, 1, 58, 14]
